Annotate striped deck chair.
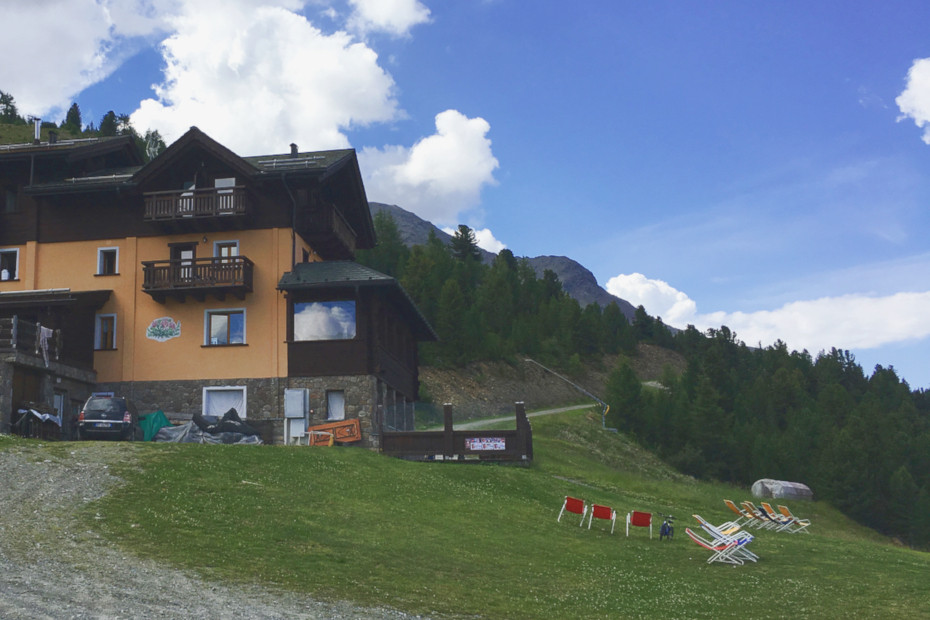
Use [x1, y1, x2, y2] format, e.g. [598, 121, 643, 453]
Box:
[777, 504, 811, 534]
[723, 499, 754, 527]
[685, 527, 746, 565]
[760, 502, 797, 532]
[693, 514, 757, 563]
[741, 501, 776, 530]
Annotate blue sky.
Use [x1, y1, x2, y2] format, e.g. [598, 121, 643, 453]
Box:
[4, 1, 930, 387]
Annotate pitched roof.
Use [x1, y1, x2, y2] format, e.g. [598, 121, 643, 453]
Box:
[244, 149, 356, 175]
[278, 261, 437, 341]
[0, 134, 142, 164]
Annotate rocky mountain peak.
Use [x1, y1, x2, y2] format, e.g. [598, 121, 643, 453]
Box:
[369, 202, 636, 319]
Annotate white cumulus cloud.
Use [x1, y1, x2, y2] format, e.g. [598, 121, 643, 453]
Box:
[2, 1, 501, 227]
[360, 109, 499, 226]
[347, 0, 431, 37]
[606, 272, 930, 354]
[606, 273, 697, 325]
[130, 1, 400, 153]
[474, 228, 507, 254]
[0, 0, 175, 118]
[896, 57, 930, 144]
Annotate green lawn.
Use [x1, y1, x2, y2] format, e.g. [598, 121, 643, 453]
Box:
[36, 408, 930, 617]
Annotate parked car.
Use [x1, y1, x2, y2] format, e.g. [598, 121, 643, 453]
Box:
[76, 396, 140, 440]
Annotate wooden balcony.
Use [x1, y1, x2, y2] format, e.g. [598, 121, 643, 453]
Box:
[141, 256, 254, 303]
[0, 316, 62, 365]
[143, 186, 249, 222]
[300, 201, 358, 259]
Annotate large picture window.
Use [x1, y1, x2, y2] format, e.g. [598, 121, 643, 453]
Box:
[206, 309, 245, 346]
[294, 301, 356, 341]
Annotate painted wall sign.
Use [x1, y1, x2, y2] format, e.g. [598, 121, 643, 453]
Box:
[465, 437, 506, 451]
[146, 317, 181, 342]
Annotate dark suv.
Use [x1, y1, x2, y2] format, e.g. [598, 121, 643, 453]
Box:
[76, 396, 140, 440]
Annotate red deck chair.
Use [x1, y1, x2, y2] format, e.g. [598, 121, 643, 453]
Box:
[626, 510, 653, 538]
[557, 496, 588, 526]
[588, 504, 617, 534]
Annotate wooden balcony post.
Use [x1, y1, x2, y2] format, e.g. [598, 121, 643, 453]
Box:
[443, 403, 454, 458]
[515, 401, 532, 461]
[11, 315, 17, 350]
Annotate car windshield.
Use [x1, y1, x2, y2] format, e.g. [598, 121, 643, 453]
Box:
[85, 398, 123, 413]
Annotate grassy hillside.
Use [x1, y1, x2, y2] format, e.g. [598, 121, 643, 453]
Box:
[13, 408, 930, 618]
[0, 123, 82, 144]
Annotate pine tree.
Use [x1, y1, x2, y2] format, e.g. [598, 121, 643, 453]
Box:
[0, 91, 26, 124]
[61, 103, 82, 133]
[450, 224, 482, 261]
[99, 111, 118, 136]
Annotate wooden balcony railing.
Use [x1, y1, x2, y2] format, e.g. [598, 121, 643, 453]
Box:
[0, 316, 61, 365]
[141, 256, 254, 302]
[301, 201, 358, 258]
[143, 186, 248, 220]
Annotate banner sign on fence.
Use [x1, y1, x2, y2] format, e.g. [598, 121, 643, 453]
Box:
[465, 437, 506, 451]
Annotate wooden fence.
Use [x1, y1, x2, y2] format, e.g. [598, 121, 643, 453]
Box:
[381, 402, 533, 463]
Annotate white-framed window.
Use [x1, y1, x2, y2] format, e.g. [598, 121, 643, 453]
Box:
[0, 248, 19, 281]
[214, 240, 239, 261]
[203, 386, 246, 418]
[326, 390, 346, 421]
[97, 247, 119, 275]
[205, 308, 245, 346]
[95, 314, 117, 350]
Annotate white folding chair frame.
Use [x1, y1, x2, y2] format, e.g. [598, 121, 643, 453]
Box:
[588, 504, 617, 534]
[557, 496, 588, 526]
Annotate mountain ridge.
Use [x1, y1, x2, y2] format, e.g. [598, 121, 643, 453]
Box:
[369, 202, 637, 319]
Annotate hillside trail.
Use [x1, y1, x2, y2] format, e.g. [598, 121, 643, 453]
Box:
[432, 402, 594, 430]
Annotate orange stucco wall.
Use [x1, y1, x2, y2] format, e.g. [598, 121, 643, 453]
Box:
[11, 228, 311, 383]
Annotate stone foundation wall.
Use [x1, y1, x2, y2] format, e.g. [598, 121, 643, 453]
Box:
[1, 354, 97, 437]
[286, 375, 379, 448]
[96, 375, 381, 447]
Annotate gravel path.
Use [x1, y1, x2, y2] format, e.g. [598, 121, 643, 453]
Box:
[0, 439, 421, 619]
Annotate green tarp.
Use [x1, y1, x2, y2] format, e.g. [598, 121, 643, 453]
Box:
[139, 410, 170, 441]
